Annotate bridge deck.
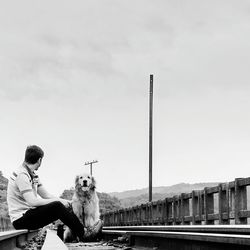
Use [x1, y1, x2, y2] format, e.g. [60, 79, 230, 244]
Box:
[3, 226, 250, 250]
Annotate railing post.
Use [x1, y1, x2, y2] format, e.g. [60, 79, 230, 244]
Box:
[137, 205, 140, 225]
[111, 211, 115, 226]
[181, 193, 190, 225]
[173, 196, 178, 225]
[219, 183, 230, 224]
[106, 212, 110, 226]
[146, 203, 149, 225]
[131, 207, 134, 225]
[167, 198, 173, 225]
[163, 198, 168, 225]
[204, 187, 214, 225]
[176, 195, 181, 225]
[131, 208, 134, 225]
[148, 202, 152, 225]
[120, 209, 123, 226]
[114, 211, 117, 226]
[192, 191, 201, 225]
[156, 201, 161, 224]
[124, 208, 128, 225]
[235, 178, 247, 224]
[133, 207, 136, 225]
[230, 185, 235, 221]
[198, 191, 203, 223]
[141, 204, 146, 225]
[159, 200, 165, 225]
[152, 202, 157, 225]
[136, 205, 141, 225]
[177, 195, 182, 225]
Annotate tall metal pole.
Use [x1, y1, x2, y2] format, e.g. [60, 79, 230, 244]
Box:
[90, 163, 93, 175]
[149, 74, 153, 202]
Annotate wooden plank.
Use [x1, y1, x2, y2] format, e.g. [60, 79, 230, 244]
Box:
[182, 193, 192, 199]
[239, 210, 250, 218]
[238, 177, 250, 187]
[207, 213, 219, 221]
[235, 178, 247, 224]
[206, 186, 219, 194]
[181, 193, 190, 225]
[204, 187, 214, 225]
[219, 183, 230, 224]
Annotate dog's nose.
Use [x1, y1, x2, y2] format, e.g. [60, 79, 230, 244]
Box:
[83, 180, 87, 186]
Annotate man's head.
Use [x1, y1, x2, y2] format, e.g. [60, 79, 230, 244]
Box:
[24, 145, 44, 170]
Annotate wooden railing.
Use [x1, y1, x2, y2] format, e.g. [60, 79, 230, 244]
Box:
[0, 216, 13, 231]
[103, 177, 250, 226]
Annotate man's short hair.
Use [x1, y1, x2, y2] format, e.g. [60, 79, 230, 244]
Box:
[24, 145, 44, 164]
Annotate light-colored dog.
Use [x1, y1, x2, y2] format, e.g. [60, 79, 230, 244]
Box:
[64, 173, 100, 242]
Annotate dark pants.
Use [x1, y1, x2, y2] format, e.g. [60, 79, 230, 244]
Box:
[12, 201, 84, 240]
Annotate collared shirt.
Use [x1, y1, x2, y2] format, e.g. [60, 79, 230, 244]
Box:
[7, 163, 42, 222]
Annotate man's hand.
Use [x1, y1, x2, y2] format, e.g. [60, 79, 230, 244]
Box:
[59, 198, 71, 208]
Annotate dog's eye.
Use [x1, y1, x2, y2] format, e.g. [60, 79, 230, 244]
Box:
[79, 176, 83, 179]
[87, 176, 90, 179]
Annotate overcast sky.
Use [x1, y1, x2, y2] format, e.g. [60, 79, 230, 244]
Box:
[1, 0, 250, 196]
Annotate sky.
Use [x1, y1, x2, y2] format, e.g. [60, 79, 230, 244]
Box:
[0, 0, 250, 196]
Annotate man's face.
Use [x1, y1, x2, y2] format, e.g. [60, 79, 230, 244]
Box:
[35, 158, 42, 171]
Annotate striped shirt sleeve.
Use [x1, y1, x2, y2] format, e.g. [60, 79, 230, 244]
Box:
[16, 173, 33, 195]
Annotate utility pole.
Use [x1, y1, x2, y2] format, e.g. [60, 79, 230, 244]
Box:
[149, 74, 153, 202]
[84, 160, 98, 175]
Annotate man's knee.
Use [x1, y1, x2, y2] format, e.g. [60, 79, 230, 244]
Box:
[49, 201, 65, 211]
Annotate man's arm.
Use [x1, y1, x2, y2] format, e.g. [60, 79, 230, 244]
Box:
[23, 191, 70, 207]
[37, 185, 56, 199]
[16, 173, 69, 207]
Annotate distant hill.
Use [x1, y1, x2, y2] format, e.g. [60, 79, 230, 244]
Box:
[110, 182, 219, 208]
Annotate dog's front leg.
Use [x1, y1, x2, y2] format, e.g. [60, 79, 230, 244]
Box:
[85, 215, 96, 228]
[72, 201, 84, 225]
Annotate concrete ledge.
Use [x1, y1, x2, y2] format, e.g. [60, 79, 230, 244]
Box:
[41, 229, 67, 250]
[0, 229, 28, 241]
[0, 229, 39, 250]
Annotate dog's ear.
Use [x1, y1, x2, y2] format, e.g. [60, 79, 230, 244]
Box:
[90, 176, 96, 190]
[75, 175, 79, 188]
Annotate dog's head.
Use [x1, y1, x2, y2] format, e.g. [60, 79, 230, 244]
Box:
[75, 173, 96, 192]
